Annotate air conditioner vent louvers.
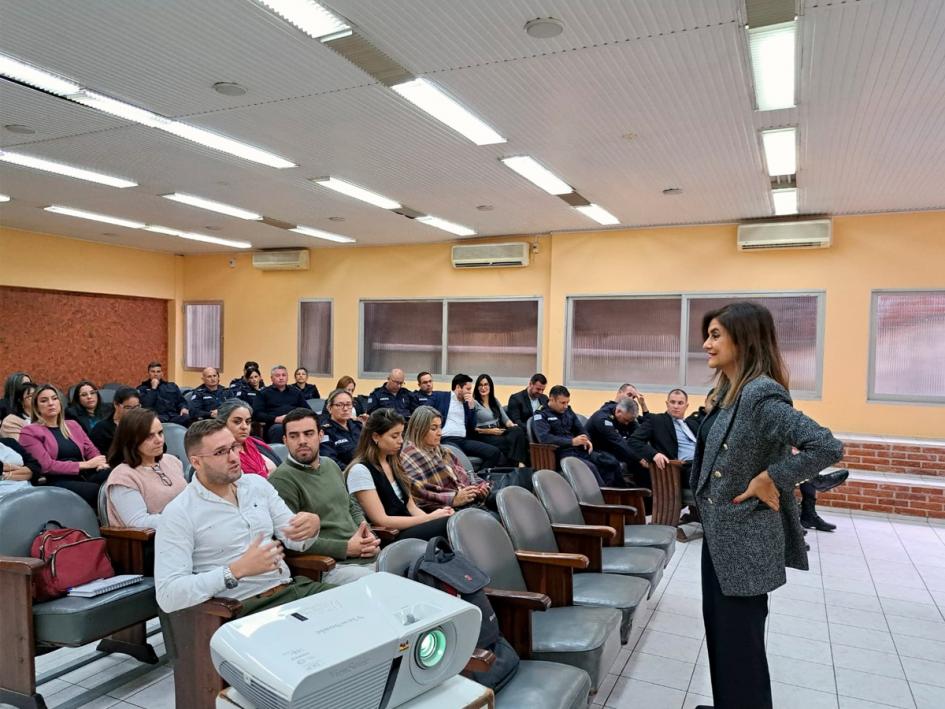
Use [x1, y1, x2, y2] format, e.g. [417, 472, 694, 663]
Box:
[451, 242, 529, 269]
[737, 219, 831, 251]
[252, 249, 310, 270]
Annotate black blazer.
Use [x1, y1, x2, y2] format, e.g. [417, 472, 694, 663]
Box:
[506, 390, 548, 427]
[627, 412, 698, 462]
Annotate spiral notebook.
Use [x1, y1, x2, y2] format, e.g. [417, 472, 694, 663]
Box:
[67, 574, 144, 597]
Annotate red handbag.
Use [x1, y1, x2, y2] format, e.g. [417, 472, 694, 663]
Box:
[30, 521, 114, 601]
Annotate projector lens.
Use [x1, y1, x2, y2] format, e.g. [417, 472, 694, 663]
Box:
[416, 628, 447, 668]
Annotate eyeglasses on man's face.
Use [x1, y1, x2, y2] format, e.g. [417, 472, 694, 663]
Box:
[193, 443, 241, 458]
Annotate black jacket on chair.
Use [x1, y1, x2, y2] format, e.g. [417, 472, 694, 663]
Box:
[506, 390, 548, 427]
[627, 412, 699, 463]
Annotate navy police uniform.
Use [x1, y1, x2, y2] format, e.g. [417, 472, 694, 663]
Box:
[531, 405, 621, 486]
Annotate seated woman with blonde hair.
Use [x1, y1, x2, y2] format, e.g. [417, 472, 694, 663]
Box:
[103, 408, 186, 527]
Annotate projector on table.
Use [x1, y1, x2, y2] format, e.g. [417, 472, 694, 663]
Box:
[210, 572, 481, 709]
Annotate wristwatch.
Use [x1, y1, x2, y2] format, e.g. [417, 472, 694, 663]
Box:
[223, 566, 239, 590]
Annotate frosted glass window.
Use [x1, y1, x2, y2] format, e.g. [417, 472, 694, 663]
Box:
[362, 301, 443, 376]
[871, 291, 945, 402]
[447, 300, 539, 378]
[184, 302, 222, 370]
[299, 300, 332, 376]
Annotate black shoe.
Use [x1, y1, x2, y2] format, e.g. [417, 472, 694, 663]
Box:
[801, 512, 837, 532]
[811, 469, 849, 492]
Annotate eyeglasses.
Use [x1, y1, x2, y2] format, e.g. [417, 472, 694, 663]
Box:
[192, 443, 241, 458]
[331, 402, 353, 409]
[149, 464, 172, 486]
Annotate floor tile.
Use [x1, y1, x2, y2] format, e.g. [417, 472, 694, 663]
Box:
[831, 643, 905, 679]
[768, 653, 837, 693]
[687, 662, 712, 696]
[645, 610, 706, 640]
[835, 667, 916, 708]
[767, 612, 831, 642]
[912, 680, 945, 709]
[826, 590, 884, 613]
[772, 596, 829, 622]
[770, 681, 839, 709]
[654, 593, 703, 619]
[885, 613, 945, 641]
[880, 597, 945, 621]
[893, 633, 945, 662]
[829, 624, 897, 654]
[591, 673, 619, 707]
[767, 632, 833, 665]
[121, 674, 174, 709]
[826, 604, 889, 631]
[634, 629, 703, 664]
[622, 652, 694, 691]
[900, 656, 945, 689]
[605, 677, 687, 709]
[875, 582, 936, 605]
[682, 693, 713, 709]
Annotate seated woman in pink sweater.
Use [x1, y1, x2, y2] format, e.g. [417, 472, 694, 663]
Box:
[20, 384, 109, 510]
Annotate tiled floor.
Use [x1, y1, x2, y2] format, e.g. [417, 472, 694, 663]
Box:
[12, 508, 945, 709]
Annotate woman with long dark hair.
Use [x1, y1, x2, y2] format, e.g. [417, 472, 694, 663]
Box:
[692, 302, 842, 709]
[471, 373, 528, 466]
[345, 408, 452, 540]
[0, 371, 31, 421]
[216, 399, 279, 478]
[66, 380, 106, 433]
[1, 379, 36, 440]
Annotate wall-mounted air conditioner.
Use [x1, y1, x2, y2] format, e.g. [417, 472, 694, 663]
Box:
[252, 249, 310, 270]
[737, 219, 832, 251]
[451, 242, 529, 269]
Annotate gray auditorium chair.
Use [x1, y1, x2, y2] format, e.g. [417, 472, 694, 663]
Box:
[0, 487, 159, 709]
[442, 443, 483, 474]
[99, 388, 116, 406]
[377, 540, 592, 709]
[162, 422, 188, 466]
[306, 398, 324, 414]
[525, 417, 558, 471]
[447, 508, 621, 692]
[532, 470, 665, 595]
[496, 486, 649, 644]
[269, 442, 288, 462]
[560, 457, 677, 564]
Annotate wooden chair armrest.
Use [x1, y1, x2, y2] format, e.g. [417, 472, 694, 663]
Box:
[0, 555, 44, 575]
[484, 587, 551, 611]
[193, 596, 244, 619]
[464, 648, 496, 674]
[371, 526, 399, 543]
[550, 524, 613, 572]
[600, 488, 649, 524]
[579, 503, 636, 546]
[484, 587, 550, 659]
[516, 552, 583, 607]
[515, 550, 588, 569]
[285, 554, 336, 578]
[529, 442, 559, 472]
[100, 526, 156, 541]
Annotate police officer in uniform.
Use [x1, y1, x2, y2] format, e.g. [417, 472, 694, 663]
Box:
[319, 388, 363, 467]
[587, 394, 651, 487]
[365, 368, 416, 419]
[413, 371, 436, 408]
[190, 367, 232, 420]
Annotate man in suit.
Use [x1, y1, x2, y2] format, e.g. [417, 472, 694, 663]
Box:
[429, 373, 503, 469]
[628, 388, 700, 490]
[506, 373, 548, 427]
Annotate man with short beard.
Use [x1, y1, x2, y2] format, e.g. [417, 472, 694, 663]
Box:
[268, 408, 378, 585]
[155, 419, 331, 615]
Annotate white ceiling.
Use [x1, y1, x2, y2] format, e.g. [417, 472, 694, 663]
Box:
[0, 0, 943, 253]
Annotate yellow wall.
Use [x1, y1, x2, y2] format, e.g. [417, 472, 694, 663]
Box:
[3, 213, 944, 439]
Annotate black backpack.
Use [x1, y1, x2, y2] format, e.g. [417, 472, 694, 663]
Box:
[407, 537, 519, 691]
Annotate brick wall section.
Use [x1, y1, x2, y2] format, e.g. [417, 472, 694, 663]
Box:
[816, 437, 945, 519]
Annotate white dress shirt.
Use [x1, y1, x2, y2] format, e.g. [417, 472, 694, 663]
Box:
[155, 472, 316, 613]
[441, 396, 467, 438]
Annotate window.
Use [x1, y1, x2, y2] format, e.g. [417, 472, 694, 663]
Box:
[183, 301, 222, 370]
[566, 292, 823, 396]
[298, 300, 333, 377]
[870, 290, 945, 403]
[361, 298, 541, 380]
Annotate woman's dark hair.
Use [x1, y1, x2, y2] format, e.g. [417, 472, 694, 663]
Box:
[11, 380, 37, 418]
[113, 386, 140, 406]
[69, 380, 104, 418]
[701, 301, 789, 407]
[473, 373, 502, 418]
[3, 372, 31, 406]
[109, 407, 162, 468]
[294, 367, 308, 377]
[347, 408, 410, 492]
[336, 375, 356, 390]
[243, 361, 259, 374]
[244, 366, 262, 387]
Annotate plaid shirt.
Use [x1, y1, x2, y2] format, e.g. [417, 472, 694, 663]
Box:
[400, 441, 480, 511]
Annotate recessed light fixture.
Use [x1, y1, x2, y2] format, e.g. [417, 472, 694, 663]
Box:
[253, 0, 351, 41]
[524, 18, 565, 39]
[761, 127, 796, 176]
[327, 216, 345, 222]
[662, 187, 683, 195]
[212, 82, 247, 96]
[748, 21, 796, 111]
[772, 187, 798, 215]
[45, 205, 146, 229]
[391, 78, 505, 146]
[312, 177, 401, 210]
[204, 226, 223, 231]
[162, 193, 262, 220]
[0, 193, 10, 202]
[291, 225, 356, 243]
[416, 215, 476, 237]
[0, 53, 80, 95]
[144, 225, 251, 249]
[476, 204, 494, 211]
[0, 150, 137, 188]
[575, 204, 620, 226]
[4, 124, 35, 134]
[500, 156, 573, 195]
[102, 232, 117, 237]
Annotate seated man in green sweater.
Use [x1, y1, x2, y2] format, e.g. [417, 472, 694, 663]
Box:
[269, 407, 379, 585]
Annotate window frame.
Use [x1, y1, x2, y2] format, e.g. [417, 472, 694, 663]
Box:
[182, 300, 224, 372]
[867, 288, 945, 405]
[358, 296, 543, 385]
[297, 298, 334, 378]
[565, 290, 825, 399]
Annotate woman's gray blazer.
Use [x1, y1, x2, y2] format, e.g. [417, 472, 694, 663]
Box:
[691, 376, 844, 597]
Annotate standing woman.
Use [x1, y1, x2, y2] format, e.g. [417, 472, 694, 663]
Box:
[66, 380, 106, 434]
[693, 302, 843, 709]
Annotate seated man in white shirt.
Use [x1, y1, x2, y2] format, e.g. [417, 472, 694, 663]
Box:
[428, 374, 503, 469]
[155, 418, 333, 617]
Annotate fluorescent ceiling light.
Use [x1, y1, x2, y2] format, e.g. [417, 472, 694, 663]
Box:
[761, 128, 796, 176]
[70, 91, 168, 128]
[254, 0, 350, 40]
[0, 53, 80, 95]
[144, 225, 252, 249]
[772, 187, 798, 216]
[313, 177, 401, 210]
[0, 150, 137, 188]
[749, 21, 796, 111]
[575, 204, 620, 226]
[291, 225, 356, 243]
[160, 122, 296, 169]
[162, 193, 262, 220]
[392, 78, 505, 146]
[500, 156, 572, 195]
[45, 205, 146, 229]
[416, 215, 476, 237]
[0, 193, 10, 202]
